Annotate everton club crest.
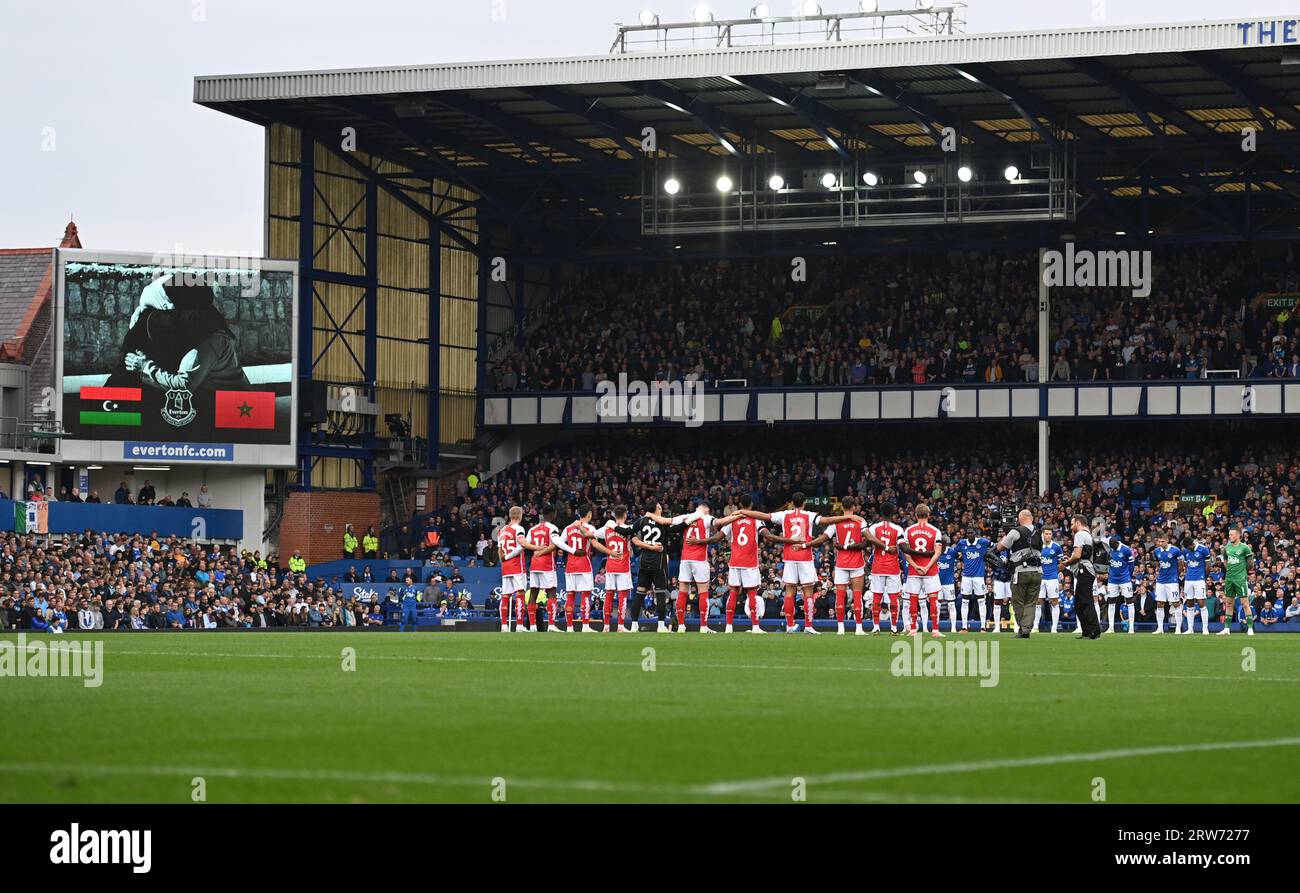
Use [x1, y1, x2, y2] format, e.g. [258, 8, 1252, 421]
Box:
[162, 388, 196, 427]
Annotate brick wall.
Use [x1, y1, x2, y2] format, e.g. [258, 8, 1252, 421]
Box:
[280, 491, 381, 566]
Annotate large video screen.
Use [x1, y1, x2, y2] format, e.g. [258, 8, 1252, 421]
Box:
[57, 250, 297, 465]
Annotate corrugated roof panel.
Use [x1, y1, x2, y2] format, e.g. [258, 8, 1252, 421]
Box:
[195, 18, 1281, 104]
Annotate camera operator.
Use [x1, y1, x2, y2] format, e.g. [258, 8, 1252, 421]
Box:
[997, 509, 1042, 638]
[1062, 515, 1101, 639]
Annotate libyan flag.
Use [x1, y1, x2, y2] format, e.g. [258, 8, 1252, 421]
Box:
[79, 386, 142, 426]
[215, 390, 276, 429]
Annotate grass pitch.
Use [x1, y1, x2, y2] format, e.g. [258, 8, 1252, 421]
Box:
[2, 630, 1298, 804]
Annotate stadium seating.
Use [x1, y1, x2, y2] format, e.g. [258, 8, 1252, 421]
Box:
[488, 245, 1300, 392]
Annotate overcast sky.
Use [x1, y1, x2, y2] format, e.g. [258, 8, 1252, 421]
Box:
[2, 0, 1297, 254]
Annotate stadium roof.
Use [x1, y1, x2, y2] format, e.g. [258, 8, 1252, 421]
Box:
[196, 15, 1300, 252]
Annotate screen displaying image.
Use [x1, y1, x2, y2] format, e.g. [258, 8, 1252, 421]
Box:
[59, 256, 295, 448]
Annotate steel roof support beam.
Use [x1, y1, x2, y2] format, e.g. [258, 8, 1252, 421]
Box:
[951, 64, 1060, 150]
[1069, 59, 1218, 140]
[523, 85, 708, 159]
[333, 99, 623, 224]
[430, 92, 629, 172]
[728, 75, 858, 159]
[848, 70, 1002, 150]
[1181, 52, 1300, 131]
[631, 80, 797, 158]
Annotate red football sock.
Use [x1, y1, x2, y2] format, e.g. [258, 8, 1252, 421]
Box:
[726, 587, 738, 626]
[565, 595, 575, 627]
[747, 589, 759, 628]
[783, 594, 796, 629]
[929, 596, 939, 631]
[803, 591, 816, 627]
[527, 599, 538, 628]
[499, 596, 509, 626]
[909, 595, 920, 631]
[888, 597, 898, 629]
[676, 589, 688, 628]
[871, 592, 882, 625]
[835, 587, 846, 623]
[580, 592, 590, 623]
[852, 589, 863, 624]
[546, 596, 557, 625]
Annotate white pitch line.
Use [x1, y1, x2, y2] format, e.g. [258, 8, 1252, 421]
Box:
[694, 736, 1300, 795]
[44, 645, 1300, 685]
[0, 761, 675, 796]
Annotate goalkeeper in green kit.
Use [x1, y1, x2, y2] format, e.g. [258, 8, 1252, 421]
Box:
[1216, 527, 1254, 637]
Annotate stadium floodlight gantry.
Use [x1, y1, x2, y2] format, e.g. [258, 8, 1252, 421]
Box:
[195, 14, 1300, 489]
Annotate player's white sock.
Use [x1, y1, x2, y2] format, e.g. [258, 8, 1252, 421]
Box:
[1199, 606, 1209, 632]
[977, 599, 987, 629]
[1050, 603, 1060, 633]
[1033, 603, 1043, 631]
[1107, 603, 1116, 631]
[945, 600, 957, 632]
[959, 598, 969, 630]
[1155, 606, 1165, 630]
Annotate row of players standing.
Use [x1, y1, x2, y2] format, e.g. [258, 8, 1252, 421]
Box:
[495, 493, 964, 634]
[492, 494, 1253, 635]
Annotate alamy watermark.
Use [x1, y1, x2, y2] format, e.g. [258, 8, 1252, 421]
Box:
[1041, 243, 1152, 298]
[889, 637, 999, 688]
[596, 373, 704, 428]
[49, 824, 150, 874]
[0, 634, 103, 688]
[148, 245, 264, 297]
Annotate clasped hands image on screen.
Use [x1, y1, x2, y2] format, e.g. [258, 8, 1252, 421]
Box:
[59, 258, 294, 447]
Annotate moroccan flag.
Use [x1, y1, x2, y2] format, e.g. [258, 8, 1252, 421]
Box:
[79, 386, 142, 426]
[215, 390, 276, 429]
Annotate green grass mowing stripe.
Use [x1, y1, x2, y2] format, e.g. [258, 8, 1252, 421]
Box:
[79, 411, 141, 426]
[3, 632, 1297, 803]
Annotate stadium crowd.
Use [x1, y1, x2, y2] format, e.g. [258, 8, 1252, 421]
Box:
[488, 245, 1300, 392]
[8, 474, 218, 508]
[435, 423, 1300, 625]
[0, 531, 383, 632]
[4, 422, 1300, 631]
